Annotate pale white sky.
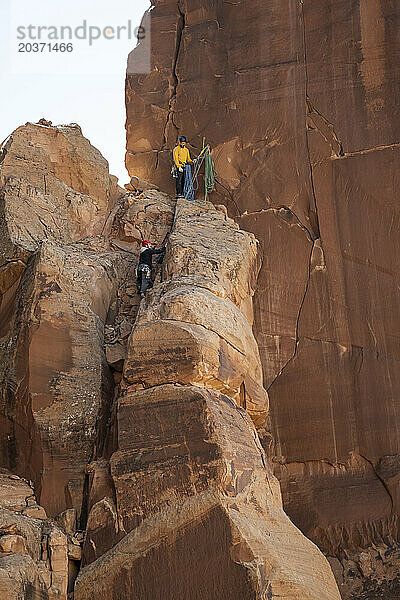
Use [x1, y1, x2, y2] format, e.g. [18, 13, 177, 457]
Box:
[0, 0, 150, 184]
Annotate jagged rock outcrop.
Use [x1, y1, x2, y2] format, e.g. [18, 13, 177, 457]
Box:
[1, 123, 340, 598]
[0, 469, 82, 599]
[76, 198, 340, 599]
[0, 123, 136, 519]
[104, 190, 174, 369]
[126, 1, 400, 596]
[0, 124, 140, 519]
[124, 200, 267, 426]
[0, 123, 142, 599]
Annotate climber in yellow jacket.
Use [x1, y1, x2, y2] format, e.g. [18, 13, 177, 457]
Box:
[173, 136, 194, 198]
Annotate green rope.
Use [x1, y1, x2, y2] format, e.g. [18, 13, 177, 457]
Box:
[180, 140, 215, 203]
[204, 146, 215, 201]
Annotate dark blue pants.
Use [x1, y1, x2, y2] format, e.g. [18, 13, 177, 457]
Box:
[136, 264, 151, 295]
[175, 169, 185, 196]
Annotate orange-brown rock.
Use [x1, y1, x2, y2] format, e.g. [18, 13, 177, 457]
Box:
[77, 384, 340, 600]
[76, 196, 340, 599]
[110, 189, 174, 249]
[103, 190, 175, 372]
[0, 470, 72, 599]
[0, 469, 36, 512]
[0, 123, 130, 518]
[126, 2, 400, 596]
[81, 497, 119, 567]
[1, 239, 130, 517]
[124, 199, 267, 426]
[1, 122, 120, 254]
[1, 121, 340, 597]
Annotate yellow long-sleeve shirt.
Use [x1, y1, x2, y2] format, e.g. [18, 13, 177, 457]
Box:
[173, 145, 192, 169]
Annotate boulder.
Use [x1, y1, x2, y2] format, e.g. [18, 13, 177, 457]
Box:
[0, 534, 28, 554]
[112, 189, 174, 246]
[76, 385, 340, 600]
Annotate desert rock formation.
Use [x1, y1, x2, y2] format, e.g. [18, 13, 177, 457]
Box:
[0, 469, 82, 598]
[126, 1, 400, 597]
[0, 123, 340, 598]
[76, 198, 339, 599]
[0, 122, 129, 518]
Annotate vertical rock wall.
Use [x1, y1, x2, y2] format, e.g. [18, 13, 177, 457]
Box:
[0, 123, 128, 517]
[125, 1, 400, 596]
[75, 199, 340, 600]
[0, 123, 340, 598]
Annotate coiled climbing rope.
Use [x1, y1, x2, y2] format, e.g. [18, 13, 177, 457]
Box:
[183, 139, 216, 202]
[183, 164, 194, 201]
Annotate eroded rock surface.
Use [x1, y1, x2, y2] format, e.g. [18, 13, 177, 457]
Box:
[0, 470, 78, 599]
[76, 198, 340, 599]
[0, 123, 136, 519]
[126, 1, 400, 596]
[1, 122, 340, 598]
[124, 200, 267, 426]
[0, 123, 146, 598]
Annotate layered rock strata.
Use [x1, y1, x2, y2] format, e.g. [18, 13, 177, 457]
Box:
[0, 469, 82, 599]
[0, 122, 130, 518]
[126, 2, 400, 595]
[1, 123, 340, 598]
[75, 199, 340, 599]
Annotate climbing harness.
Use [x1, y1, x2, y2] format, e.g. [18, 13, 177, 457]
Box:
[137, 264, 151, 277]
[136, 263, 152, 295]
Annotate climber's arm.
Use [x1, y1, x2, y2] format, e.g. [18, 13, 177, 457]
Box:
[150, 247, 166, 255]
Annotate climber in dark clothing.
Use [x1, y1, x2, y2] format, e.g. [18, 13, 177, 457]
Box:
[136, 240, 165, 298]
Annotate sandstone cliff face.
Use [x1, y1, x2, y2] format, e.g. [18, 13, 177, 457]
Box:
[0, 123, 130, 518]
[0, 469, 82, 598]
[76, 198, 339, 600]
[0, 124, 340, 598]
[126, 1, 400, 597]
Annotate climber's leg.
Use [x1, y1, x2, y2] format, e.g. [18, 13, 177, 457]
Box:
[181, 169, 186, 196]
[176, 170, 184, 197]
[140, 266, 151, 296]
[136, 268, 142, 293]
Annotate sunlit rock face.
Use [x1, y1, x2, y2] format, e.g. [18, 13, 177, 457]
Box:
[125, 1, 400, 596]
[76, 198, 340, 600]
[0, 122, 129, 519]
[0, 123, 340, 599]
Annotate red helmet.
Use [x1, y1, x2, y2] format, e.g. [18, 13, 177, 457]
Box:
[142, 240, 151, 247]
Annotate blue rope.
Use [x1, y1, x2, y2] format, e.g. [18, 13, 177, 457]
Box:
[183, 164, 194, 201]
